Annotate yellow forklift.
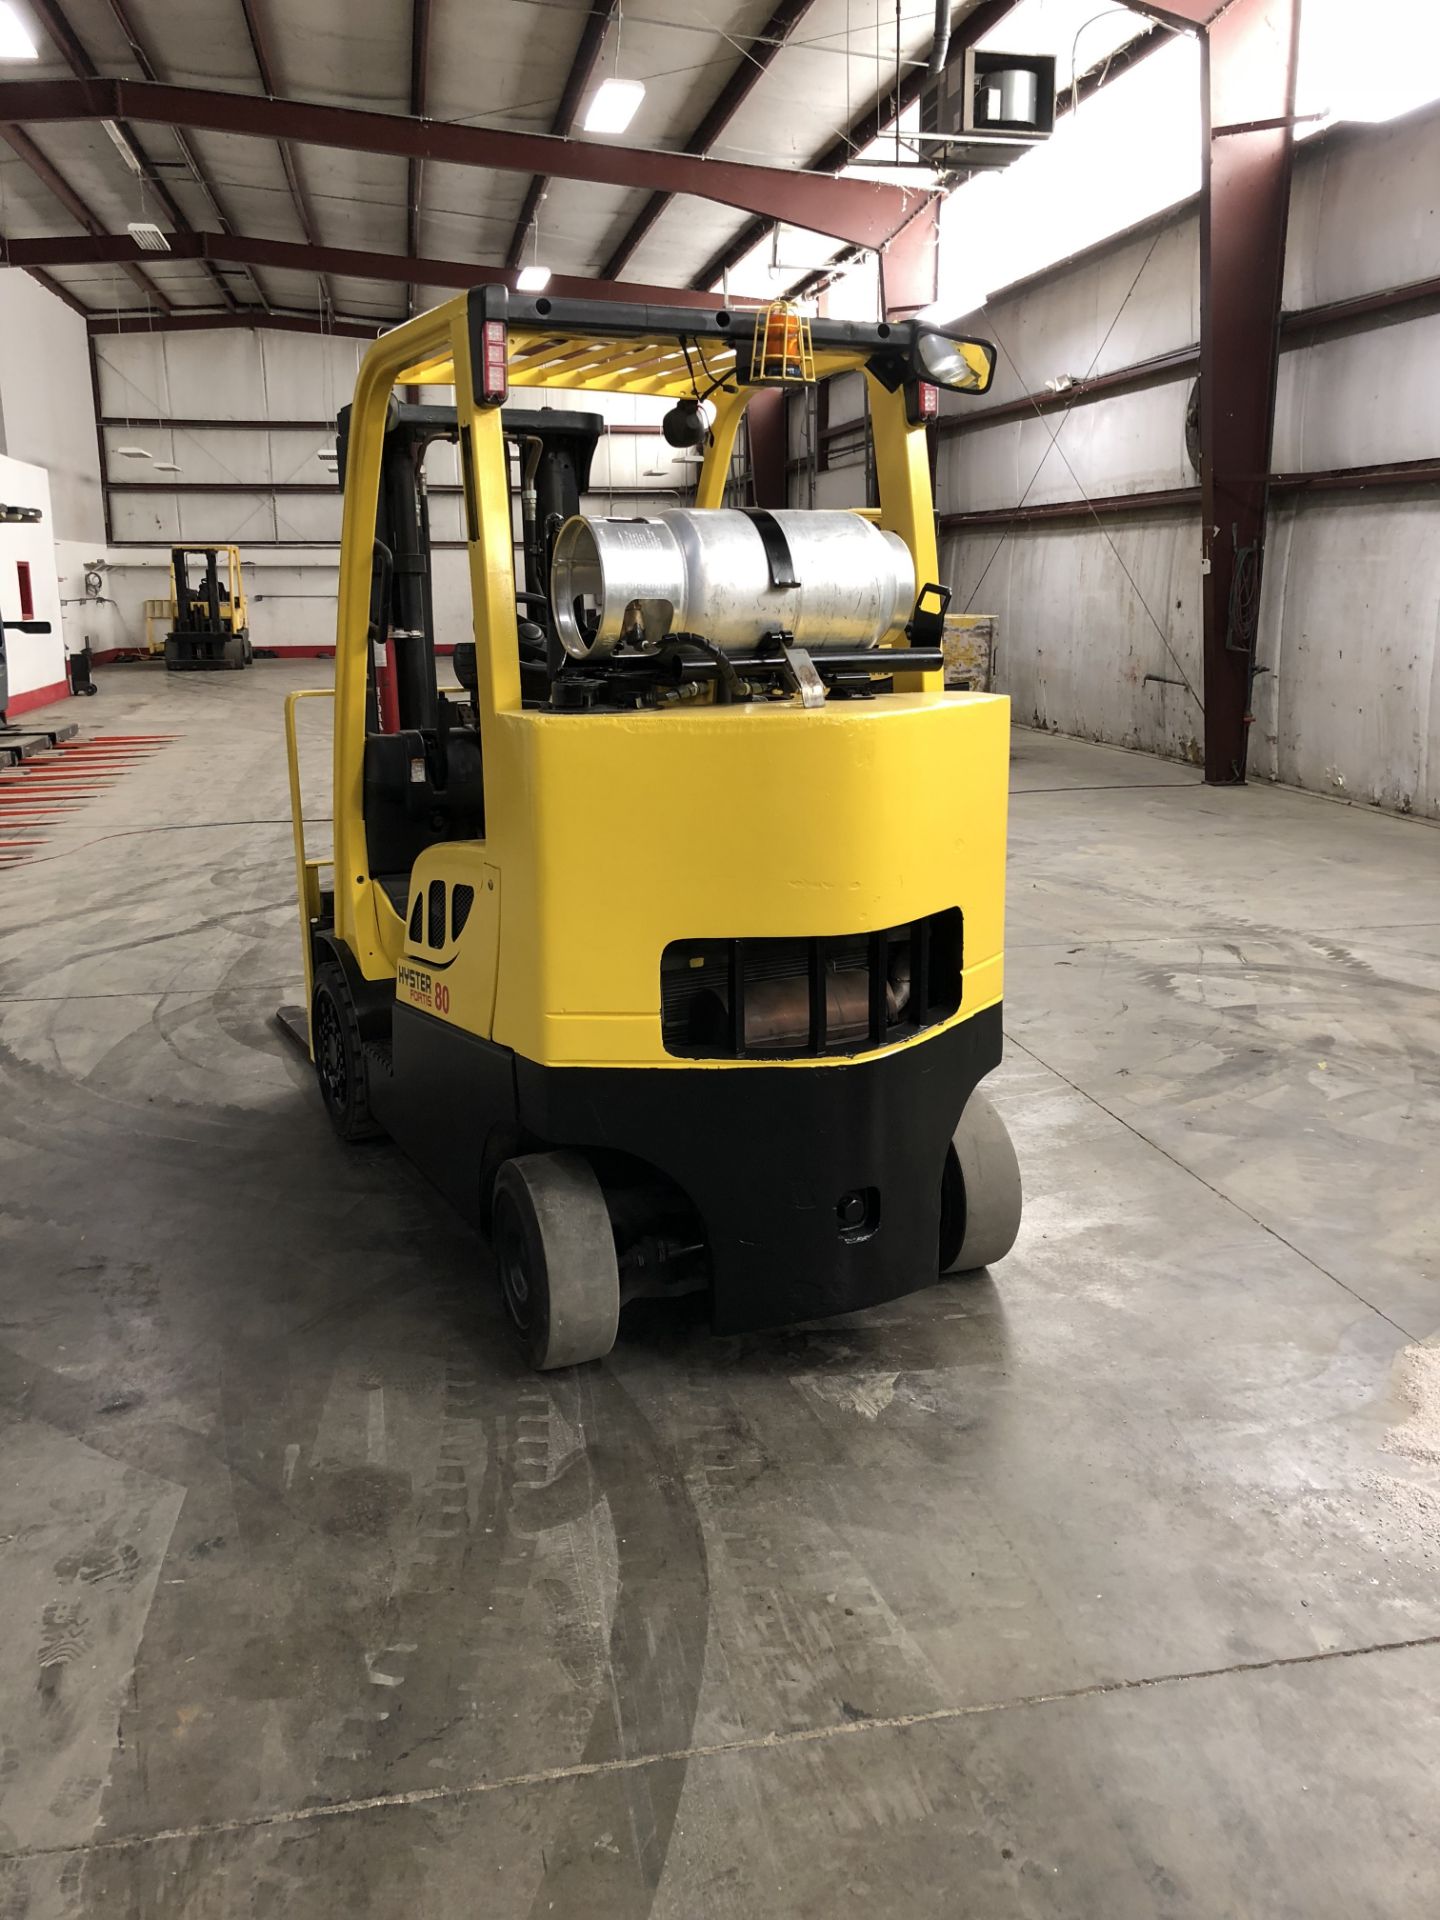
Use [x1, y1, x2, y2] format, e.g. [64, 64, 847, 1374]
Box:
[283, 289, 1022, 1368]
[165, 544, 251, 670]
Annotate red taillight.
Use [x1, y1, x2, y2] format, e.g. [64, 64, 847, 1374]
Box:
[479, 319, 508, 405]
[917, 381, 939, 421]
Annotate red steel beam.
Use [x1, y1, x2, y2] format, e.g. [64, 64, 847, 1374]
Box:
[940, 486, 1201, 530]
[880, 200, 940, 319]
[505, 1, 618, 273]
[1269, 458, 1440, 497]
[405, 0, 432, 315]
[1279, 272, 1440, 341]
[746, 389, 788, 509]
[1054, 23, 1170, 116]
[0, 122, 170, 309]
[8, 228, 736, 306]
[940, 346, 1202, 435]
[914, 270, 1440, 439]
[0, 76, 924, 249]
[691, 0, 1016, 296]
[90, 309, 381, 339]
[601, 0, 817, 282]
[235, 1, 334, 311]
[1126, 2, 1224, 25]
[1198, 0, 1300, 784]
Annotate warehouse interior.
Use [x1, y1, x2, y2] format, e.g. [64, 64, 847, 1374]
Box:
[1, 1, 1438, 1914]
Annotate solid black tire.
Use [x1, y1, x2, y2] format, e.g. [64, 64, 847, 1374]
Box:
[310, 962, 383, 1142]
[491, 1152, 620, 1370]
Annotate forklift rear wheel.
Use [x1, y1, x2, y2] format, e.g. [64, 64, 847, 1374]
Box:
[492, 1152, 620, 1371]
[939, 1088, 1022, 1274]
[311, 963, 382, 1143]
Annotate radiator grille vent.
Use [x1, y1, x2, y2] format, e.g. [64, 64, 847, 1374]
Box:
[661, 909, 962, 1060]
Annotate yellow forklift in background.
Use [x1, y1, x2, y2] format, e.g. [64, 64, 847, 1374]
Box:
[282, 288, 1022, 1368]
[165, 544, 251, 670]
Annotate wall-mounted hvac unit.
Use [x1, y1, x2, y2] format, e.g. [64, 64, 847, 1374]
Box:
[917, 48, 1056, 171]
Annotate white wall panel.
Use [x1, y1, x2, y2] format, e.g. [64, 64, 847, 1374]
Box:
[944, 516, 1205, 763]
[1285, 110, 1440, 311]
[0, 274, 105, 544]
[813, 468, 866, 511]
[260, 333, 369, 422]
[109, 491, 181, 545]
[946, 213, 1199, 429]
[945, 383, 1194, 514]
[1252, 495, 1440, 817]
[1272, 312, 1440, 473]
[0, 452, 66, 701]
[178, 493, 278, 544]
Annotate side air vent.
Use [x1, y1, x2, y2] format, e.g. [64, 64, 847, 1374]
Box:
[409, 894, 424, 943]
[427, 879, 446, 949]
[451, 883, 475, 941]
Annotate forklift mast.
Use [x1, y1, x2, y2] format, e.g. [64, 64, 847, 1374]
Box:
[336, 399, 604, 731]
[165, 544, 251, 672]
[172, 547, 223, 636]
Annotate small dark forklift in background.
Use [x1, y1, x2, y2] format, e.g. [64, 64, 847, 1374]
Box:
[165, 544, 252, 671]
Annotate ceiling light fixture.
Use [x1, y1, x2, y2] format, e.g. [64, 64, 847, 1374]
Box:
[151, 461, 182, 473]
[584, 76, 645, 134]
[113, 446, 154, 460]
[101, 118, 146, 177]
[127, 220, 170, 252]
[0, 3, 38, 60]
[517, 202, 552, 294]
[584, 7, 644, 135]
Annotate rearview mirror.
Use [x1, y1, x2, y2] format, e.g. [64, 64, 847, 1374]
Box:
[914, 331, 997, 394]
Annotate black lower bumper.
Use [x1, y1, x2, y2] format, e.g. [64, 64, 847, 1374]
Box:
[165, 632, 247, 671]
[515, 1003, 1002, 1335]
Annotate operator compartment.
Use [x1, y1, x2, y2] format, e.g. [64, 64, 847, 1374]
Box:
[351, 399, 606, 905]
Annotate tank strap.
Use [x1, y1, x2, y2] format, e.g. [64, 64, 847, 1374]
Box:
[740, 509, 800, 590]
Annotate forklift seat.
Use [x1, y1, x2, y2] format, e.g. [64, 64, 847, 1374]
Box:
[363, 725, 485, 879]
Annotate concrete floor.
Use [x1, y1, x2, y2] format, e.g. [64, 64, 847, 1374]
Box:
[2, 660, 1439, 1918]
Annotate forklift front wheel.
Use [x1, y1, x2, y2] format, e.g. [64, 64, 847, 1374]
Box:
[310, 964, 382, 1143]
[492, 1153, 620, 1371]
[939, 1088, 1022, 1275]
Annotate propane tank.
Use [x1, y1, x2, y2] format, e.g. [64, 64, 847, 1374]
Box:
[550, 508, 915, 661]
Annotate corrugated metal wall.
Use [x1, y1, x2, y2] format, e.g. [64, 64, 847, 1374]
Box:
[792, 105, 1440, 820]
[90, 330, 697, 654]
